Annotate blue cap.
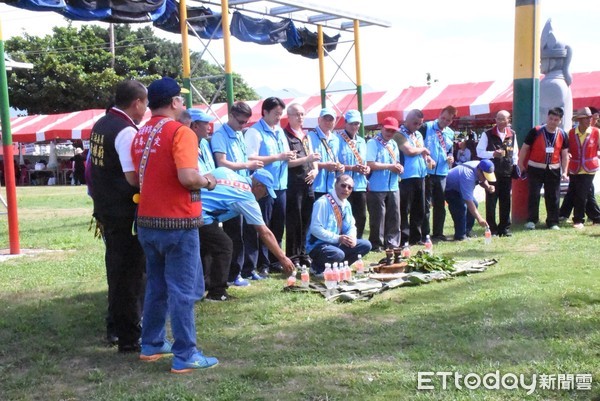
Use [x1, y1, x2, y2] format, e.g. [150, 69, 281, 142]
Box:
[344, 109, 362, 124]
[147, 77, 189, 109]
[188, 108, 213, 123]
[478, 159, 497, 182]
[319, 107, 337, 119]
[252, 169, 277, 199]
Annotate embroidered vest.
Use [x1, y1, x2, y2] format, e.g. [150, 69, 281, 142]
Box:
[568, 127, 600, 174]
[132, 117, 203, 229]
[484, 127, 515, 178]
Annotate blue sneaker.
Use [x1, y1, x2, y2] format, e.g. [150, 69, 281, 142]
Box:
[243, 270, 265, 281]
[171, 352, 219, 374]
[139, 341, 173, 362]
[227, 275, 250, 287]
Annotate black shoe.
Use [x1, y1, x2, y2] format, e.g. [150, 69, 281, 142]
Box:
[205, 293, 236, 302]
[106, 330, 118, 347]
[118, 343, 141, 353]
[431, 235, 448, 242]
[466, 231, 477, 238]
[498, 230, 512, 237]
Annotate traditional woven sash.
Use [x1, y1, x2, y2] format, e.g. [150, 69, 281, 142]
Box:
[215, 179, 252, 192]
[326, 193, 343, 234]
[339, 131, 363, 165]
[320, 137, 337, 163]
[375, 134, 396, 163]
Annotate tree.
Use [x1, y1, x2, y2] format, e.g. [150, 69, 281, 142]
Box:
[6, 24, 259, 114]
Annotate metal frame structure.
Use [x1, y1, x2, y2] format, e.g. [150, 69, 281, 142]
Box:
[179, 0, 391, 135]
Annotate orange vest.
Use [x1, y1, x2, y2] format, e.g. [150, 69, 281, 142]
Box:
[528, 126, 564, 168]
[132, 116, 202, 229]
[568, 127, 600, 174]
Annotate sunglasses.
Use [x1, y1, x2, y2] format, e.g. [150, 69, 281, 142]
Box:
[232, 115, 249, 126]
[340, 183, 353, 190]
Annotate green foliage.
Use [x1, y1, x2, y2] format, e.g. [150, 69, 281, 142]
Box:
[5, 24, 258, 114]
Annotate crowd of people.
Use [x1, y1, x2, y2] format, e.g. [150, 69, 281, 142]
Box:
[87, 77, 599, 373]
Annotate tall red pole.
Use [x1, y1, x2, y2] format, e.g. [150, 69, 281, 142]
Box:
[0, 18, 21, 254]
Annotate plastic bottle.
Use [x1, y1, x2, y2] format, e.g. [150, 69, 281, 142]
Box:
[424, 235, 433, 254]
[355, 254, 365, 276]
[332, 263, 341, 283]
[300, 265, 310, 287]
[401, 242, 411, 258]
[484, 226, 492, 245]
[323, 263, 336, 296]
[287, 269, 297, 287]
[343, 261, 351, 281]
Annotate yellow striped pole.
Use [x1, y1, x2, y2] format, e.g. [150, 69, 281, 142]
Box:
[512, 0, 540, 223]
[353, 20, 364, 137]
[179, 0, 192, 108]
[221, 0, 234, 109]
[317, 25, 326, 108]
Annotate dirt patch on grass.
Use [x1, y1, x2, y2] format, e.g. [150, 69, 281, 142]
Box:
[0, 248, 68, 263]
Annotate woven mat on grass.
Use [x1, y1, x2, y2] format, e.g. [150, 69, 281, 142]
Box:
[282, 258, 498, 302]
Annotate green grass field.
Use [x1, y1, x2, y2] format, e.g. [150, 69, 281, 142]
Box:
[0, 186, 598, 401]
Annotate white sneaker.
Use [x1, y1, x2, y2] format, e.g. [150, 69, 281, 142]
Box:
[549, 225, 560, 230]
[573, 223, 584, 229]
[524, 222, 535, 230]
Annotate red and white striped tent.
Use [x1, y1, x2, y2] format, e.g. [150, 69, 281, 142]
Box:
[5, 71, 600, 143]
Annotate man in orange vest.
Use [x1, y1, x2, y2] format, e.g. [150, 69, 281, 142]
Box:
[565, 107, 600, 228]
[518, 107, 569, 230]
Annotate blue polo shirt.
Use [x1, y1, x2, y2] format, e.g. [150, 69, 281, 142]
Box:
[245, 119, 288, 190]
[366, 133, 400, 192]
[306, 191, 356, 253]
[397, 126, 427, 179]
[198, 138, 216, 174]
[423, 120, 455, 176]
[309, 127, 342, 193]
[201, 167, 264, 225]
[210, 123, 249, 177]
[337, 130, 368, 192]
[445, 161, 479, 202]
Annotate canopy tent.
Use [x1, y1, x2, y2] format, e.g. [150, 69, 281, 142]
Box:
[5, 71, 600, 143]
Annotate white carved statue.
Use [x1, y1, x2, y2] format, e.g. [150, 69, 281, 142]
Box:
[539, 19, 573, 130]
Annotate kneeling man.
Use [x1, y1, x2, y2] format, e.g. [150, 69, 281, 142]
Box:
[445, 160, 494, 241]
[306, 174, 371, 274]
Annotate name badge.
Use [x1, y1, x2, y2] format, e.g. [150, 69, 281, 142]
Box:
[545, 147, 554, 153]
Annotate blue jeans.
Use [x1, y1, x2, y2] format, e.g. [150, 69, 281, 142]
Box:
[137, 227, 204, 361]
[309, 239, 372, 274]
[445, 190, 476, 240]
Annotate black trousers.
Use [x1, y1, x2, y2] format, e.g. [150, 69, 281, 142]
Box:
[223, 215, 244, 281]
[286, 181, 315, 258]
[570, 174, 598, 224]
[400, 177, 425, 245]
[485, 175, 512, 234]
[348, 190, 367, 239]
[559, 180, 600, 222]
[423, 174, 447, 237]
[243, 194, 273, 276]
[199, 221, 233, 297]
[98, 214, 145, 348]
[527, 166, 561, 227]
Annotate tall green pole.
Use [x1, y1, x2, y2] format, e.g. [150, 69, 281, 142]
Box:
[512, 0, 540, 223]
[0, 18, 21, 254]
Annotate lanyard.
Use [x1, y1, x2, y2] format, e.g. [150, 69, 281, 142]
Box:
[375, 134, 396, 163]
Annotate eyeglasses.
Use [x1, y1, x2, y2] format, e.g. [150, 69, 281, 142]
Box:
[340, 183, 353, 190]
[232, 115, 249, 126]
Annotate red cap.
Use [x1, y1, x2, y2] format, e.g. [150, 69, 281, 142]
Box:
[382, 116, 399, 131]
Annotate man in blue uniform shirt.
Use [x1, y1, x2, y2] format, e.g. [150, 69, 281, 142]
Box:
[187, 108, 215, 174]
[306, 174, 371, 274]
[200, 167, 295, 300]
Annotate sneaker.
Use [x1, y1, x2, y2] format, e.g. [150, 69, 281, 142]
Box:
[573, 223, 584, 229]
[524, 222, 536, 230]
[227, 275, 250, 287]
[558, 216, 568, 222]
[118, 343, 141, 354]
[498, 230, 513, 237]
[549, 225, 560, 230]
[465, 231, 477, 238]
[431, 234, 448, 242]
[205, 293, 236, 302]
[140, 341, 173, 362]
[171, 352, 219, 374]
[242, 270, 265, 281]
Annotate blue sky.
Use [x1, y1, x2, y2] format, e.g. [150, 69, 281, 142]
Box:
[1, 0, 598, 96]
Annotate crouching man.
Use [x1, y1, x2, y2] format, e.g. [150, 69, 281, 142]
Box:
[200, 167, 295, 300]
[306, 174, 371, 274]
[444, 160, 495, 241]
